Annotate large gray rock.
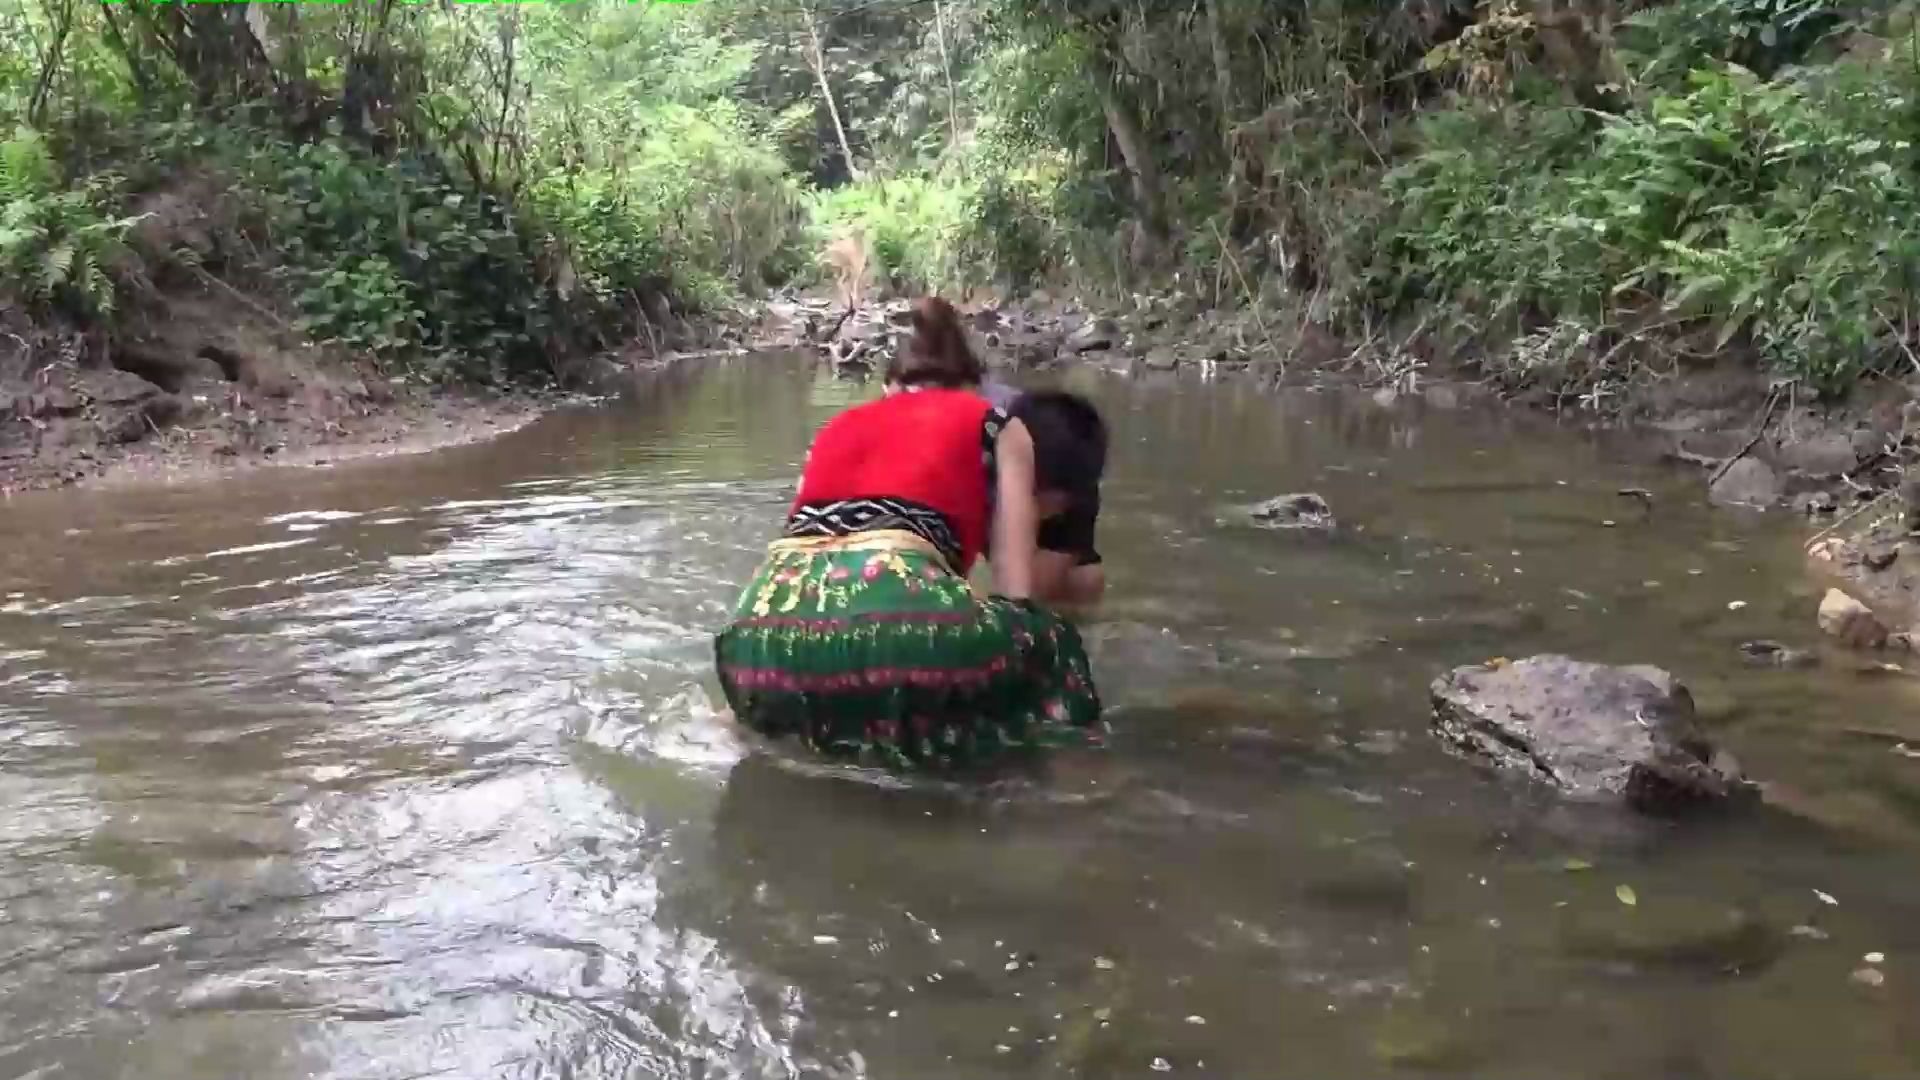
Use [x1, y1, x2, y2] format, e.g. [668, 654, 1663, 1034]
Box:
[1065, 318, 1118, 353]
[1777, 431, 1859, 476]
[1708, 457, 1781, 508]
[1430, 655, 1752, 813]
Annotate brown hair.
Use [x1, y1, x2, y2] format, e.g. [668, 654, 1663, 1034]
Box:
[886, 296, 984, 389]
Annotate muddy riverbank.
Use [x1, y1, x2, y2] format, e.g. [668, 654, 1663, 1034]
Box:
[1, 283, 756, 495]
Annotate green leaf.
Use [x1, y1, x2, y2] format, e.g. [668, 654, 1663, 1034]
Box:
[1616, 884, 1638, 907]
[1563, 858, 1594, 872]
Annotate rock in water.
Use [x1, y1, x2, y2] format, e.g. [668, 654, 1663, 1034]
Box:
[1065, 318, 1117, 353]
[1709, 457, 1781, 508]
[1142, 346, 1181, 371]
[1429, 655, 1752, 812]
[1817, 588, 1888, 649]
[1241, 493, 1335, 532]
[1738, 640, 1816, 668]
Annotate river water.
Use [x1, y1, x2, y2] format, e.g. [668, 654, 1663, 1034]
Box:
[4, 355, 1920, 1079]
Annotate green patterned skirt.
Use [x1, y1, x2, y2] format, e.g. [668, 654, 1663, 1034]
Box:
[714, 530, 1105, 770]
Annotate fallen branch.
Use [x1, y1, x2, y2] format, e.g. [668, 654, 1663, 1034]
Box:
[1708, 384, 1787, 489]
[1208, 219, 1283, 376]
[191, 267, 292, 331]
[1807, 488, 1898, 548]
[823, 306, 853, 342]
[1665, 444, 1723, 470]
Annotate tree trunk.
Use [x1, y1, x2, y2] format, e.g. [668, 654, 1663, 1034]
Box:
[805, 9, 861, 182]
[1204, 0, 1234, 145]
[933, 0, 960, 150]
[1088, 46, 1166, 267]
[27, 0, 76, 128]
[95, 1, 150, 98]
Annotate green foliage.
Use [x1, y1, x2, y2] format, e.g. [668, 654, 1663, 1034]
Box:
[1621, 0, 1872, 84]
[528, 99, 802, 307]
[0, 0, 813, 386]
[220, 133, 557, 382]
[1379, 50, 1920, 396]
[0, 125, 131, 318]
[806, 171, 973, 292]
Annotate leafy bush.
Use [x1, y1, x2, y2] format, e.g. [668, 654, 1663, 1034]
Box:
[805, 171, 974, 293]
[527, 100, 803, 311]
[219, 133, 560, 383]
[1620, 0, 1873, 85]
[1378, 50, 1920, 396]
[0, 125, 134, 319]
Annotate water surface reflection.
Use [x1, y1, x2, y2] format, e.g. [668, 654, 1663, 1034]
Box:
[2, 357, 1918, 1078]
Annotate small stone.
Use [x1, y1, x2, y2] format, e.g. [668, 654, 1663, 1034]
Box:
[1818, 589, 1889, 650]
[1864, 544, 1901, 572]
[1150, 1058, 1173, 1072]
[1739, 640, 1815, 668]
[1800, 491, 1840, 517]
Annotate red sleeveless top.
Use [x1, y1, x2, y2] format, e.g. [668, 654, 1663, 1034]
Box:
[790, 388, 1000, 572]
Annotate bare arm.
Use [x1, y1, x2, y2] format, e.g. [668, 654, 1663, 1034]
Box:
[1034, 552, 1106, 615]
[990, 419, 1038, 600]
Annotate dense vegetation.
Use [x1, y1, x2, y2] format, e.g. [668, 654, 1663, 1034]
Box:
[2, 0, 1916, 398]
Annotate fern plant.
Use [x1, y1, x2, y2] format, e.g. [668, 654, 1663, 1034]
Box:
[0, 126, 134, 319]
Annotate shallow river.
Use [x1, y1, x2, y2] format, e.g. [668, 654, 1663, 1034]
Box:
[4, 356, 1920, 1079]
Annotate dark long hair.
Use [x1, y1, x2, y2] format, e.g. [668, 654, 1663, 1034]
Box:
[886, 296, 983, 389]
[1014, 390, 1107, 495]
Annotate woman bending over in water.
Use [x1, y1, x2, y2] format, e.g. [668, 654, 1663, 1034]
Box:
[1005, 389, 1107, 613]
[714, 297, 1104, 770]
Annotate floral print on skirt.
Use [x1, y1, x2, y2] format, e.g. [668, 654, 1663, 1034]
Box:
[714, 530, 1104, 771]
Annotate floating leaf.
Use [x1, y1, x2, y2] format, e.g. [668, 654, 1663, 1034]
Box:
[1563, 858, 1593, 872]
[1815, 889, 1838, 906]
[1615, 884, 1638, 907]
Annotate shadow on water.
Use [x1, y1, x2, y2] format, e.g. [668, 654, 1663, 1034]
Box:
[4, 354, 1920, 1077]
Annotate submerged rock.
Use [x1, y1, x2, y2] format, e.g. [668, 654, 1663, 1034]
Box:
[1738, 640, 1817, 669]
[1240, 493, 1336, 532]
[1817, 588, 1888, 650]
[1559, 897, 1783, 974]
[1429, 655, 1753, 813]
[1372, 1005, 1479, 1071]
[1142, 346, 1182, 371]
[1709, 457, 1782, 508]
[1799, 490, 1840, 517]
